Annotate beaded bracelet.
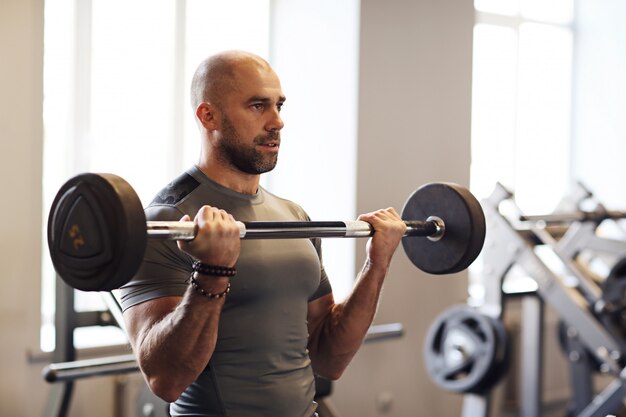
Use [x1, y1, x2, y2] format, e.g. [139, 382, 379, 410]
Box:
[192, 260, 237, 277]
[187, 274, 231, 299]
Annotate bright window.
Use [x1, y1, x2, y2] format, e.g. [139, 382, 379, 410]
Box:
[470, 1, 574, 300]
[42, 0, 271, 351]
[470, 0, 574, 214]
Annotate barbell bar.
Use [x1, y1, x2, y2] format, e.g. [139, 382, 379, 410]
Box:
[47, 173, 486, 292]
[145, 218, 443, 240]
[520, 209, 626, 224]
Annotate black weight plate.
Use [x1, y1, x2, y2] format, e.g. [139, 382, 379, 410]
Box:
[401, 183, 486, 274]
[48, 173, 147, 291]
[471, 314, 510, 393]
[423, 305, 498, 394]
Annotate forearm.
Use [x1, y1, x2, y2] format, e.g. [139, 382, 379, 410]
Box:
[132, 279, 228, 401]
[309, 260, 387, 379]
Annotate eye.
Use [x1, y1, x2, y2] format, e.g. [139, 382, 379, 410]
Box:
[251, 103, 265, 111]
[277, 102, 284, 112]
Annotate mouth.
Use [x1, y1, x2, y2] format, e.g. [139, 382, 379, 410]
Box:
[258, 141, 280, 151]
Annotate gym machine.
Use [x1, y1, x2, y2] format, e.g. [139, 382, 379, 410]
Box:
[423, 182, 626, 417]
[518, 183, 626, 416]
[41, 278, 131, 417]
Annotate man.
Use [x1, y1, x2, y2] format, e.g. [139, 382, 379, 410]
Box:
[119, 50, 406, 417]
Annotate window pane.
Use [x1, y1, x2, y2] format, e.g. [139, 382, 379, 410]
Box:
[515, 23, 572, 213]
[90, 0, 177, 205]
[42, 0, 272, 351]
[470, 24, 518, 199]
[474, 0, 517, 16]
[521, 0, 573, 24]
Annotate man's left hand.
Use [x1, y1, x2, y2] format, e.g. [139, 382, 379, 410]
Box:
[357, 208, 406, 270]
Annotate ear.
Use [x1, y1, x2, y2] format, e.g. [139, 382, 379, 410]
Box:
[195, 102, 219, 130]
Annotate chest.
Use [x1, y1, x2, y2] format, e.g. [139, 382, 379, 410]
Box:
[226, 238, 321, 306]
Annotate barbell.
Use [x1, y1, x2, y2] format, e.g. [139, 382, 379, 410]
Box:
[520, 209, 626, 224]
[47, 173, 486, 292]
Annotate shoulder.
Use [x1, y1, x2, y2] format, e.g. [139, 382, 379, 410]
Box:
[146, 169, 210, 221]
[150, 171, 201, 207]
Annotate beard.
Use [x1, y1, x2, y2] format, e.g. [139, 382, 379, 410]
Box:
[217, 115, 280, 175]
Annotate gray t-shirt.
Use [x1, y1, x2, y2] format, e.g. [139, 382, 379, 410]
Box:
[119, 166, 332, 417]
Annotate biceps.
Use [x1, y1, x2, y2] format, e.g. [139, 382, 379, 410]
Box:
[307, 293, 335, 339]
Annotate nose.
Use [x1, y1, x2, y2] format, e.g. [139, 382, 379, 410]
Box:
[266, 108, 284, 132]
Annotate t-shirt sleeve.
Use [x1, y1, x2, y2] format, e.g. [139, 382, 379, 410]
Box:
[308, 237, 332, 301]
[289, 204, 333, 301]
[118, 204, 194, 311]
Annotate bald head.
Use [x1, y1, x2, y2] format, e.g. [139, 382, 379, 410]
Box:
[190, 51, 273, 111]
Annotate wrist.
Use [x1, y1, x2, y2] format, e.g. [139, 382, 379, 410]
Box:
[187, 272, 231, 299]
[192, 271, 231, 284]
[192, 260, 237, 277]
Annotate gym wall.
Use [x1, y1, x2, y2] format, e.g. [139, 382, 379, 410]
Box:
[0, 0, 49, 416]
[334, 1, 474, 416]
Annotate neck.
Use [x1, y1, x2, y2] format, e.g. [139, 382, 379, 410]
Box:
[197, 156, 261, 195]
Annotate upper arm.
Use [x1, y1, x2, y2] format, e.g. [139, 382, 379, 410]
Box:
[307, 293, 335, 344]
[123, 296, 182, 350]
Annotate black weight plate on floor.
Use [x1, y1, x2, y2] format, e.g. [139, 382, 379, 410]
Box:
[48, 173, 147, 291]
[423, 305, 499, 394]
[401, 183, 486, 274]
[471, 314, 510, 393]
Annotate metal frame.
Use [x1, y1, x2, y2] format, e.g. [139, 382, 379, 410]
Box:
[41, 280, 124, 417]
[461, 183, 626, 417]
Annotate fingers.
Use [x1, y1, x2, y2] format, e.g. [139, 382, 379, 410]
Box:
[357, 207, 406, 268]
[358, 207, 406, 235]
[358, 207, 401, 222]
[178, 206, 241, 267]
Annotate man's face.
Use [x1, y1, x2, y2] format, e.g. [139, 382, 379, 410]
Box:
[215, 64, 285, 175]
[217, 113, 280, 175]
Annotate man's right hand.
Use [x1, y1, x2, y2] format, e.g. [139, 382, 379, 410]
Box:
[177, 206, 241, 267]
